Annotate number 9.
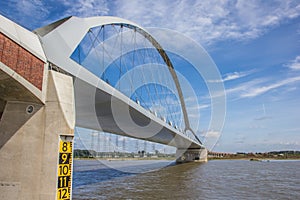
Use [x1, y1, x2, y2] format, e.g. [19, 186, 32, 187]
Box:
[61, 154, 68, 163]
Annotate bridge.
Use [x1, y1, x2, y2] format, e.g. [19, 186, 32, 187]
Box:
[0, 15, 207, 199]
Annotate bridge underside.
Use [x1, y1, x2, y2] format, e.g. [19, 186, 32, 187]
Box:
[74, 77, 202, 149]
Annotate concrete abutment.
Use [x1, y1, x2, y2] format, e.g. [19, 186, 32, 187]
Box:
[0, 71, 75, 200]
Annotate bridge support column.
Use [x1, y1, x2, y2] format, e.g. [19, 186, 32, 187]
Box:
[0, 71, 75, 200]
[176, 148, 208, 163]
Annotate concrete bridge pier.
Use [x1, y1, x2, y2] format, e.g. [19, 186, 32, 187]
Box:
[0, 70, 75, 200]
[176, 148, 208, 163]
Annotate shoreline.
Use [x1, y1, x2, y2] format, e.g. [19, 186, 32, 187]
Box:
[73, 157, 300, 161]
[74, 157, 176, 161]
[208, 157, 300, 161]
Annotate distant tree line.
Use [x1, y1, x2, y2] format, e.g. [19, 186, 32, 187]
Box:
[74, 149, 94, 158]
[209, 150, 300, 160]
[267, 151, 300, 155]
[73, 149, 175, 158]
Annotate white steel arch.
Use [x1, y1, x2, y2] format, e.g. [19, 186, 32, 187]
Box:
[36, 16, 202, 146]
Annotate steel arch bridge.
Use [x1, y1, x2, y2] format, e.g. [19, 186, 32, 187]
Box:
[34, 16, 205, 151]
[0, 14, 210, 200]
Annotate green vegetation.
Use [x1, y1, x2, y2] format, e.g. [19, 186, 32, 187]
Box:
[74, 149, 176, 160]
[208, 150, 300, 160]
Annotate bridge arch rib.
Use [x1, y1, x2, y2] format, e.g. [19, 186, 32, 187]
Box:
[35, 16, 202, 146]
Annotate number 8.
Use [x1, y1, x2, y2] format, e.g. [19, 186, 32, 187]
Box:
[62, 142, 68, 152]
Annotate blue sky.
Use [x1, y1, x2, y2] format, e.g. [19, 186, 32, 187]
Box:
[1, 0, 300, 153]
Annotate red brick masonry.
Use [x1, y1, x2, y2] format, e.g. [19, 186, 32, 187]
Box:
[0, 32, 44, 90]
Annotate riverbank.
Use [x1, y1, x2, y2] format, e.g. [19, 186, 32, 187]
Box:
[208, 157, 300, 161]
[208, 150, 300, 160]
[74, 156, 176, 161]
[75, 156, 300, 162]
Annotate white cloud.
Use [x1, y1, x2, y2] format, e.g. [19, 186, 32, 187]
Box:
[241, 76, 300, 98]
[17, 0, 49, 17]
[112, 0, 300, 45]
[223, 70, 254, 81]
[223, 72, 246, 82]
[2, 0, 50, 28]
[3, 0, 299, 45]
[187, 103, 210, 110]
[225, 75, 300, 99]
[208, 70, 254, 83]
[200, 130, 221, 138]
[227, 78, 266, 92]
[286, 56, 300, 70]
[254, 116, 272, 121]
[62, 0, 110, 17]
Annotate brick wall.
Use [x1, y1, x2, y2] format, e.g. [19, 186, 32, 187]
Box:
[0, 32, 44, 90]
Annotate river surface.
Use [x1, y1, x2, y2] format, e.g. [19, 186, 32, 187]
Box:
[72, 159, 300, 199]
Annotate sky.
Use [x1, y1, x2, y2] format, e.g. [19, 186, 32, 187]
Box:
[1, 0, 299, 153]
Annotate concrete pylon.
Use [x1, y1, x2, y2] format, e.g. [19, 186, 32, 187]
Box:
[0, 70, 75, 200]
[176, 148, 208, 163]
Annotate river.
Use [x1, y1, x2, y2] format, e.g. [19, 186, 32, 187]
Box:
[72, 159, 300, 199]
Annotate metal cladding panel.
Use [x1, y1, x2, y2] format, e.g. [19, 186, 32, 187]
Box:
[41, 17, 88, 57]
[0, 15, 46, 62]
